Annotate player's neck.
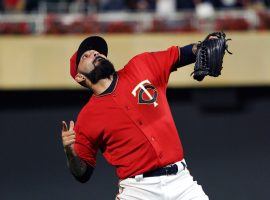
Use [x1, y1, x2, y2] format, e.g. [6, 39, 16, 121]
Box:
[91, 75, 114, 95]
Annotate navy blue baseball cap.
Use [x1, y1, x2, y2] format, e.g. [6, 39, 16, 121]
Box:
[75, 36, 108, 67]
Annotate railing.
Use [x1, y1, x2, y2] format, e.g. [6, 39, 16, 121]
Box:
[0, 9, 269, 34]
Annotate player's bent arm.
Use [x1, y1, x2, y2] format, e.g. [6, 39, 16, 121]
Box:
[65, 147, 94, 183]
[61, 121, 93, 183]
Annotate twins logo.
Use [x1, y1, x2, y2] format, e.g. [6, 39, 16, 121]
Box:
[132, 80, 158, 107]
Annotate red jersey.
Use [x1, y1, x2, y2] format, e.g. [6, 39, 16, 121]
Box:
[74, 46, 184, 179]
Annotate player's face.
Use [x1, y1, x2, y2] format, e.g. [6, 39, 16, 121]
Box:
[78, 50, 104, 73]
[77, 50, 115, 84]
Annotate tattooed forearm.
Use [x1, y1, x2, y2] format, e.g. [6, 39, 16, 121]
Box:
[65, 148, 93, 183]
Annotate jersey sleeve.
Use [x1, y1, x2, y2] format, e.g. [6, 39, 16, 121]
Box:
[74, 124, 98, 167]
[129, 46, 180, 86]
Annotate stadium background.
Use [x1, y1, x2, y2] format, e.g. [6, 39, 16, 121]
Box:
[0, 0, 270, 200]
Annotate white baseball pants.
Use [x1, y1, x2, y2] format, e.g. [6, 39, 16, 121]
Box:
[116, 160, 209, 200]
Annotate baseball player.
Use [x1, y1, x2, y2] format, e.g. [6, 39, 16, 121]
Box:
[61, 35, 211, 200]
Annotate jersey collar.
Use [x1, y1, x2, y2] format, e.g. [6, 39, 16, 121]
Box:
[93, 72, 119, 98]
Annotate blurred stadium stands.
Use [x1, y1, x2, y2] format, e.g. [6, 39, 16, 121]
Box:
[0, 0, 270, 34]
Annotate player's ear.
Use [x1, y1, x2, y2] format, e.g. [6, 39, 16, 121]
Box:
[75, 73, 86, 83]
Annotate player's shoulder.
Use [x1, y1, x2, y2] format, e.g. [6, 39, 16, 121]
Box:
[125, 46, 178, 65]
[130, 51, 151, 62]
[75, 100, 104, 136]
[121, 52, 152, 71]
[129, 46, 178, 60]
[76, 98, 97, 123]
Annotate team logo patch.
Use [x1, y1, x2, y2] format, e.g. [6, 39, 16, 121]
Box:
[132, 80, 158, 107]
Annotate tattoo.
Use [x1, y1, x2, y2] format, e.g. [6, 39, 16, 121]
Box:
[192, 43, 198, 55]
[65, 147, 93, 183]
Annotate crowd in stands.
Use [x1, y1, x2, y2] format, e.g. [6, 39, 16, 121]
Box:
[0, 0, 269, 13]
[0, 0, 269, 34]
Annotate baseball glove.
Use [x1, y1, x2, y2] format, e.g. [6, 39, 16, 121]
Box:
[191, 32, 232, 81]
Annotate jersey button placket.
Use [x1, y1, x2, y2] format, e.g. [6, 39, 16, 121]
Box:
[125, 105, 131, 110]
[159, 152, 163, 159]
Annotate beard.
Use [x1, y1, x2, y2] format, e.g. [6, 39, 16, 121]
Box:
[83, 56, 116, 84]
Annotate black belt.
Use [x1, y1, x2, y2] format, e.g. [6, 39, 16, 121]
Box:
[132, 161, 186, 178]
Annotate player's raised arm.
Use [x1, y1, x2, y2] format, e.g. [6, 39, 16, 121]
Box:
[128, 44, 198, 86]
[145, 32, 231, 83]
[61, 121, 94, 183]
